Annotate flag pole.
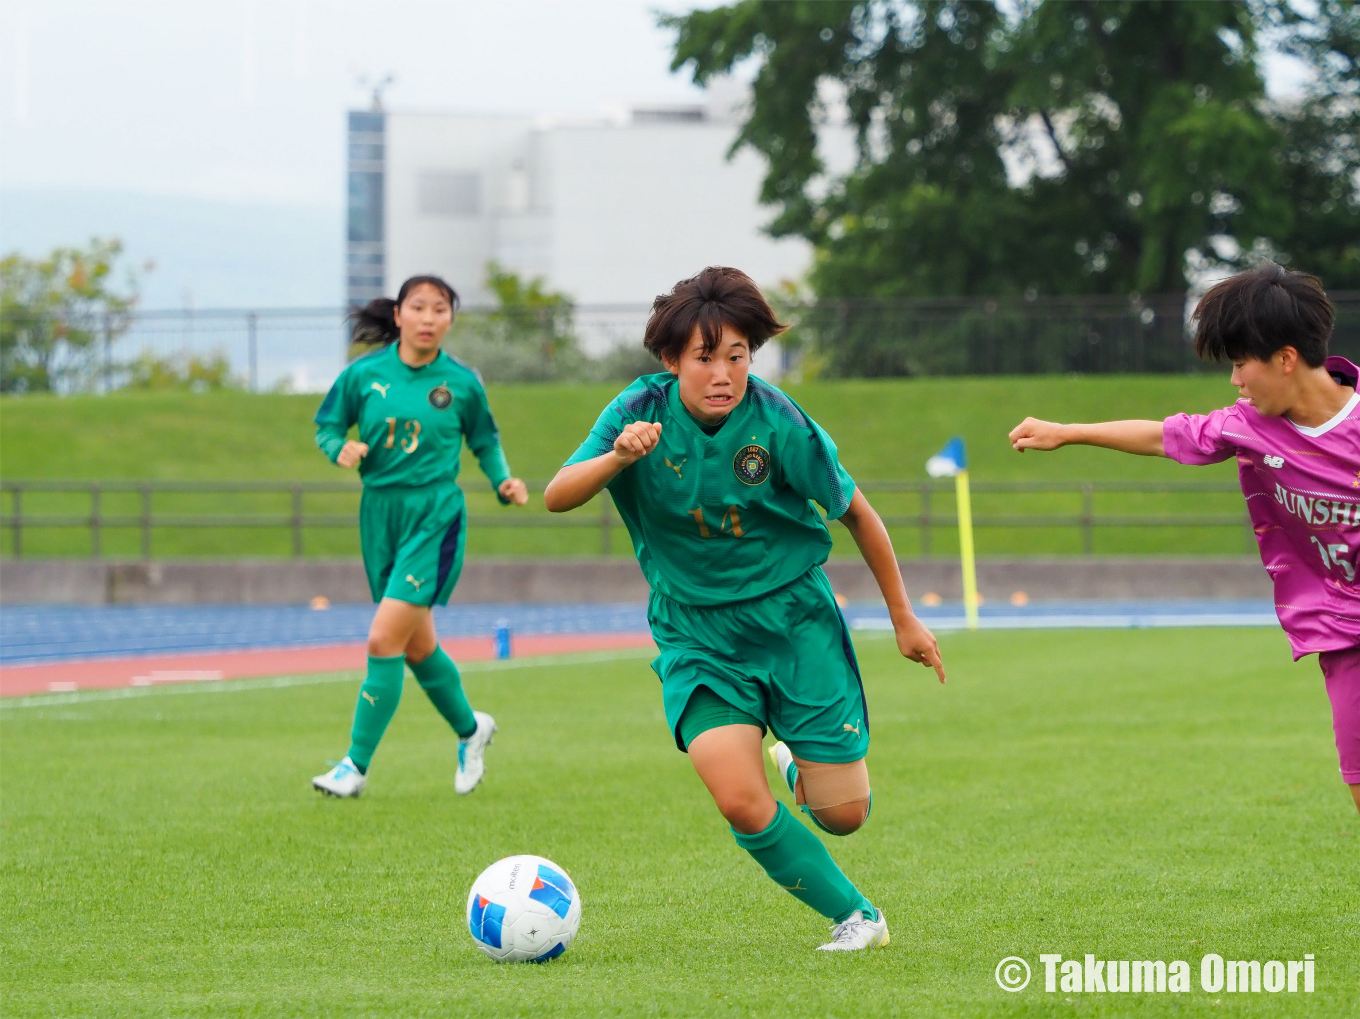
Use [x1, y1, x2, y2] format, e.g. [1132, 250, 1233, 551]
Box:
[926, 436, 979, 632]
[955, 469, 979, 630]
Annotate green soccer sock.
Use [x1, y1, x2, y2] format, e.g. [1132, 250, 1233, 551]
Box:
[731, 802, 877, 923]
[346, 654, 406, 773]
[409, 646, 477, 739]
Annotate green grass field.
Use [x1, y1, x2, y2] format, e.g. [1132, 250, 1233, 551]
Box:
[0, 376, 1242, 482]
[3, 628, 1356, 1017]
[1, 377, 1252, 560]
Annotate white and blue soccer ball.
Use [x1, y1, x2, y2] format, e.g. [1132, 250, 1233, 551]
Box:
[466, 855, 581, 963]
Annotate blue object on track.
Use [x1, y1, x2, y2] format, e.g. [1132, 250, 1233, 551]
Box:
[493, 622, 512, 660]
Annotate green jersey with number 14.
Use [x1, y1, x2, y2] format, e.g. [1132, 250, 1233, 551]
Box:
[315, 343, 511, 494]
[565, 373, 856, 606]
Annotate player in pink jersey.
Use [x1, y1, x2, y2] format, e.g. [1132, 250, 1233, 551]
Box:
[1009, 263, 1360, 814]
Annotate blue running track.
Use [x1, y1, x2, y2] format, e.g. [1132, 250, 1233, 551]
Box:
[0, 604, 650, 665]
[0, 599, 1278, 666]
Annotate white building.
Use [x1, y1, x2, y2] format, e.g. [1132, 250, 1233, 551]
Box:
[347, 93, 852, 356]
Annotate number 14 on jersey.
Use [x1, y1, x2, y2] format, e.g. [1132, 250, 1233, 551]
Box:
[688, 505, 745, 538]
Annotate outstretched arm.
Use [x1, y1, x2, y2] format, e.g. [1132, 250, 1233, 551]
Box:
[839, 489, 946, 683]
[1009, 417, 1166, 457]
[544, 422, 662, 512]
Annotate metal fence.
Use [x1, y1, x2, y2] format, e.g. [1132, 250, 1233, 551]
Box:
[0, 478, 1253, 560]
[7, 292, 1358, 393]
[792, 292, 1360, 377]
[0, 304, 658, 395]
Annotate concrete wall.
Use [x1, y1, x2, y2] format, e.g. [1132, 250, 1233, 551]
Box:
[0, 557, 1271, 606]
[385, 112, 536, 306]
[543, 122, 813, 305]
[381, 109, 855, 309]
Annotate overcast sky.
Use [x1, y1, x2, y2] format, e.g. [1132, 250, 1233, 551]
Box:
[0, 0, 706, 208]
[0, 0, 1311, 213]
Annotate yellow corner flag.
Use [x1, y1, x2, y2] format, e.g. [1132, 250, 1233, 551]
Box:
[926, 436, 979, 630]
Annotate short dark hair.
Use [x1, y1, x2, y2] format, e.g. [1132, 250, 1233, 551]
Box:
[642, 266, 787, 363]
[1193, 262, 1334, 367]
[349, 274, 460, 347]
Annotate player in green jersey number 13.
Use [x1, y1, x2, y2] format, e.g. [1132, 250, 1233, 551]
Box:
[545, 267, 945, 951]
[311, 275, 529, 799]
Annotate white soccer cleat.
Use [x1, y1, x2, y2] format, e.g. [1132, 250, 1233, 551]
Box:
[455, 711, 497, 794]
[312, 757, 367, 798]
[817, 909, 890, 952]
[769, 741, 797, 795]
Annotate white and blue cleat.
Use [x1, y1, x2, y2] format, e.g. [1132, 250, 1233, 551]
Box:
[312, 756, 367, 798]
[769, 740, 798, 795]
[455, 711, 498, 794]
[819, 909, 890, 951]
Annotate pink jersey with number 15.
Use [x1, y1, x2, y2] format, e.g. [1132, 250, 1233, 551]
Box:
[1162, 356, 1360, 659]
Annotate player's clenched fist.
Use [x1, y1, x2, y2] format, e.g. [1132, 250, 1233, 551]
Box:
[498, 477, 530, 506]
[337, 440, 369, 468]
[613, 421, 662, 465]
[1009, 417, 1066, 452]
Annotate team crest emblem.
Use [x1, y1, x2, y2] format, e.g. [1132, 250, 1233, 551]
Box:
[733, 444, 771, 485]
[427, 384, 453, 410]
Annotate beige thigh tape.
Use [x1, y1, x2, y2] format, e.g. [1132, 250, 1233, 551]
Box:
[794, 756, 870, 809]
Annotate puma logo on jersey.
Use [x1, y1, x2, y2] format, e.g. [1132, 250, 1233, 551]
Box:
[664, 457, 687, 479]
[370, 382, 391, 397]
[843, 720, 861, 736]
[1264, 454, 1285, 468]
[361, 691, 377, 706]
[406, 574, 425, 591]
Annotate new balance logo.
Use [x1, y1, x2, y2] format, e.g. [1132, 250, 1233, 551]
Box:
[1264, 455, 1285, 468]
[406, 574, 425, 591]
[843, 720, 861, 736]
[361, 692, 377, 706]
[371, 382, 391, 397]
[664, 457, 686, 479]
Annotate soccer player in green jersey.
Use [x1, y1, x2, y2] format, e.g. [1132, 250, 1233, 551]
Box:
[544, 267, 946, 950]
[311, 275, 529, 799]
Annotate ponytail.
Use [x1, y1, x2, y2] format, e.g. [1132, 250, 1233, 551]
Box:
[348, 274, 460, 347]
[349, 297, 400, 346]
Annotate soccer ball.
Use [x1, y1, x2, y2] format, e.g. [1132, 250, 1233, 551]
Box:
[466, 855, 581, 963]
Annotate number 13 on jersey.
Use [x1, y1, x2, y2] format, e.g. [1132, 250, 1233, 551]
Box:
[383, 417, 421, 453]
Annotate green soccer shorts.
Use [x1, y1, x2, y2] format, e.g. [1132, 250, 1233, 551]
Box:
[358, 481, 467, 607]
[649, 566, 870, 764]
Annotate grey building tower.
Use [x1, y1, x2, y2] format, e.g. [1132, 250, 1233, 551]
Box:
[346, 109, 385, 307]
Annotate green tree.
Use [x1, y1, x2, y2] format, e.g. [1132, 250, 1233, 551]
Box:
[0, 239, 141, 393]
[125, 350, 237, 392]
[444, 263, 592, 381]
[1258, 0, 1360, 287]
[483, 261, 578, 355]
[664, 1, 1357, 297]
